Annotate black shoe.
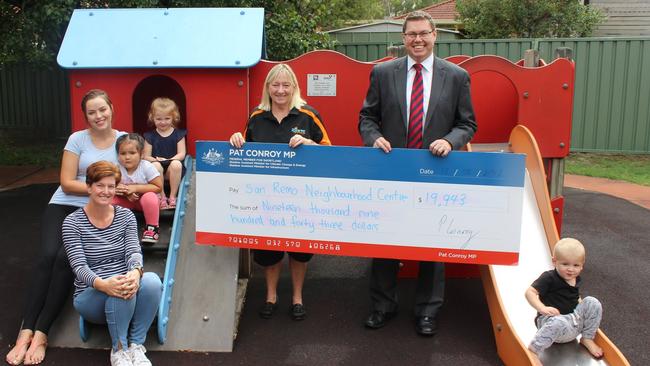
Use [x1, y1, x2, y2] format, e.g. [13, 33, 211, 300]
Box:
[259, 301, 278, 319]
[290, 303, 306, 321]
[415, 316, 438, 336]
[364, 310, 396, 329]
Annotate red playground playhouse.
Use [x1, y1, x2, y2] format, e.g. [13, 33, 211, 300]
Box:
[55, 7, 629, 365]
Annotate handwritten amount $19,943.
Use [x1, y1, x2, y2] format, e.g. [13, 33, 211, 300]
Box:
[417, 192, 467, 207]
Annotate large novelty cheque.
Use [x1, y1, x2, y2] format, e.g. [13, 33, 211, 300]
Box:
[196, 142, 525, 265]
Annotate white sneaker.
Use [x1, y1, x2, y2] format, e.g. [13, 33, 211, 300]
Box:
[128, 343, 152, 366]
[110, 348, 133, 366]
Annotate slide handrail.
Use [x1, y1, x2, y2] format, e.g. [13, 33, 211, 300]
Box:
[157, 155, 193, 344]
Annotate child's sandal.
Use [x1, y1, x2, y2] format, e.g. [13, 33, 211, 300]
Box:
[168, 197, 177, 209]
[159, 196, 168, 210]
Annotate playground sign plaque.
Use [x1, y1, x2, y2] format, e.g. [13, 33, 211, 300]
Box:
[307, 74, 336, 96]
[195, 142, 525, 265]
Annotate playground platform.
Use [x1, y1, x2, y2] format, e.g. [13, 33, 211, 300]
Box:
[1, 167, 648, 365]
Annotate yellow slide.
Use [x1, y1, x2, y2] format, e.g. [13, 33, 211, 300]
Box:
[479, 125, 630, 366]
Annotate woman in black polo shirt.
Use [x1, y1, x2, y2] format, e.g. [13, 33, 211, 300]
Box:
[230, 63, 331, 321]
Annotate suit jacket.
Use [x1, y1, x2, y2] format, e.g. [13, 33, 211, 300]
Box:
[359, 56, 477, 149]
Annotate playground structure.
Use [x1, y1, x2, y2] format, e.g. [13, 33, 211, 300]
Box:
[48, 7, 629, 365]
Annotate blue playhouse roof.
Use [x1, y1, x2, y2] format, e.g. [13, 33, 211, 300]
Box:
[57, 8, 265, 69]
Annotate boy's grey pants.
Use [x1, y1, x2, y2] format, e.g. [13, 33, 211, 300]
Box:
[529, 296, 602, 353]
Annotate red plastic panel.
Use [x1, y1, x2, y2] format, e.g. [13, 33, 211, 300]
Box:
[515, 59, 546, 67]
[398, 261, 480, 279]
[249, 50, 375, 147]
[468, 71, 519, 143]
[446, 55, 471, 64]
[446, 263, 480, 278]
[458, 56, 574, 158]
[398, 260, 419, 278]
[68, 68, 249, 156]
[551, 196, 564, 235]
[68, 52, 574, 159]
[373, 56, 395, 63]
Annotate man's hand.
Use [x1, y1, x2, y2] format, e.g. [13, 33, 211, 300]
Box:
[429, 139, 452, 157]
[373, 137, 392, 153]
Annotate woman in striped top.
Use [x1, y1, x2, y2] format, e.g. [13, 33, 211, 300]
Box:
[63, 161, 162, 366]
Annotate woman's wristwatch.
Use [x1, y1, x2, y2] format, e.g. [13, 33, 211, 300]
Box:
[133, 266, 144, 278]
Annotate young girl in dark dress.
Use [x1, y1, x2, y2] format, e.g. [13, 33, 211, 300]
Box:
[143, 98, 186, 210]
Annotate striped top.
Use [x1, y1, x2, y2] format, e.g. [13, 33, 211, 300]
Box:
[63, 205, 143, 297]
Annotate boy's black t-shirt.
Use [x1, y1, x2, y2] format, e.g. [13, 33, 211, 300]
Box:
[531, 269, 581, 315]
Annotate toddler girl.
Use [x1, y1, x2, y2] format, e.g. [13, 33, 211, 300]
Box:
[114, 133, 163, 244]
[143, 97, 187, 209]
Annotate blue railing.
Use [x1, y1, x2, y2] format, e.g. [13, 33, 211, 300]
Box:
[157, 155, 193, 343]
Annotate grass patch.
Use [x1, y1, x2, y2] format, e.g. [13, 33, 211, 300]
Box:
[0, 132, 64, 167]
[565, 153, 650, 187]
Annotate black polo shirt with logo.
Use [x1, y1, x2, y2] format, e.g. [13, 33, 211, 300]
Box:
[244, 105, 331, 145]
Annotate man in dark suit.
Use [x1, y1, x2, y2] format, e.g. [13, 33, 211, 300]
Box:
[358, 11, 477, 336]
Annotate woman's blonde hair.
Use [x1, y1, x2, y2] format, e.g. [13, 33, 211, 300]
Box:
[257, 63, 306, 111]
[148, 97, 181, 126]
[85, 160, 121, 186]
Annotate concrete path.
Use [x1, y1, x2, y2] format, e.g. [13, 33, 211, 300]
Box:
[0, 166, 59, 192]
[564, 174, 650, 210]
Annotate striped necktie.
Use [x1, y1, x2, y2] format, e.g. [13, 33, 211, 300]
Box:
[407, 63, 424, 149]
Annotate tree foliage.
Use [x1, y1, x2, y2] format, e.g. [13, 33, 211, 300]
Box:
[384, 0, 440, 18]
[263, 2, 331, 61]
[0, 1, 77, 65]
[456, 0, 605, 39]
[0, 0, 386, 65]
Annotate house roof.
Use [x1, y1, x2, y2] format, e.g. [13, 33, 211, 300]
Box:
[57, 8, 265, 69]
[393, 0, 459, 24]
[327, 20, 461, 36]
[327, 21, 403, 33]
[325, 20, 461, 35]
[590, 0, 650, 36]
